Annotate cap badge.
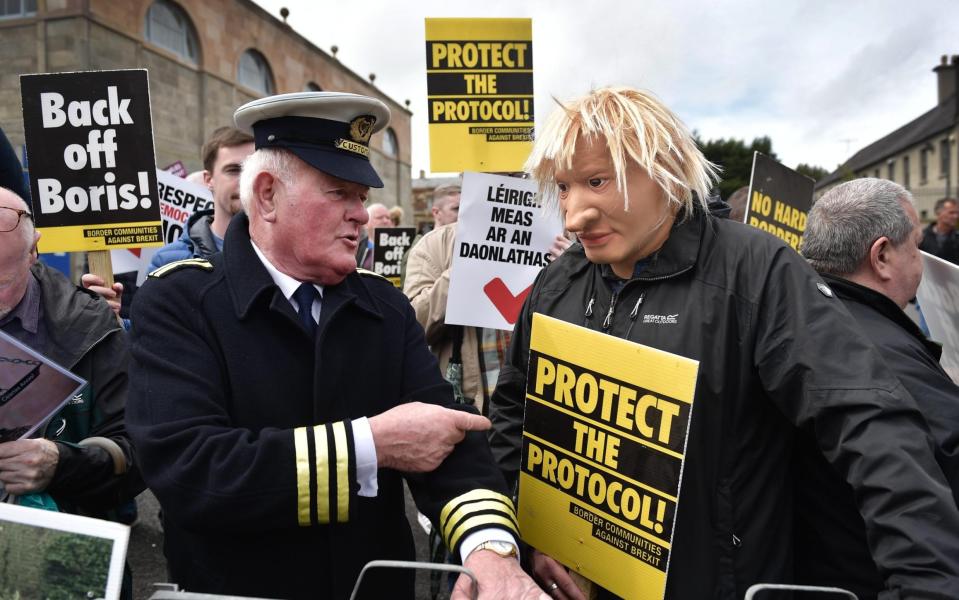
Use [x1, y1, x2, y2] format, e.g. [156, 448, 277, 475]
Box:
[349, 115, 376, 143]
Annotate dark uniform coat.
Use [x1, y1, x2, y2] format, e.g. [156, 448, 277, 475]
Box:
[128, 214, 516, 600]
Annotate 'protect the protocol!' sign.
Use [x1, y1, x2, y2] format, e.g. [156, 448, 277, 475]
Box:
[744, 152, 814, 252]
[20, 69, 162, 252]
[425, 18, 533, 173]
[519, 314, 699, 599]
[446, 172, 562, 330]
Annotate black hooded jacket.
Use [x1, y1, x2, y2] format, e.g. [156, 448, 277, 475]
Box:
[489, 205, 959, 599]
[794, 274, 959, 599]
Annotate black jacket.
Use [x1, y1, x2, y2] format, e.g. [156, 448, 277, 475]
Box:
[27, 262, 142, 512]
[489, 207, 959, 599]
[128, 214, 516, 600]
[149, 208, 220, 269]
[919, 223, 959, 265]
[794, 274, 959, 599]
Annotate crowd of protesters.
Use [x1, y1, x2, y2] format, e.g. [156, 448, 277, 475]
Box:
[0, 81, 957, 600]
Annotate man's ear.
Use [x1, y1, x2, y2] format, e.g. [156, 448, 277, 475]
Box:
[251, 171, 280, 222]
[203, 169, 213, 190]
[868, 236, 894, 282]
[29, 230, 41, 262]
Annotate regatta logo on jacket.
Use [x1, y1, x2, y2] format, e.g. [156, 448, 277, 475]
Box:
[643, 313, 679, 325]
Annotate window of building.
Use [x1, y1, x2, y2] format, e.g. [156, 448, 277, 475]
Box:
[873, 168, 880, 179]
[887, 160, 894, 181]
[145, 0, 199, 65]
[238, 50, 274, 95]
[382, 127, 399, 157]
[0, 0, 36, 18]
[920, 147, 930, 183]
[903, 155, 910, 189]
[941, 138, 951, 178]
[305, 82, 322, 91]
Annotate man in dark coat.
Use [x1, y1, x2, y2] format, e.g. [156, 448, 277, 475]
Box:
[0, 186, 141, 512]
[919, 197, 959, 264]
[799, 177, 959, 598]
[127, 92, 545, 600]
[487, 87, 959, 600]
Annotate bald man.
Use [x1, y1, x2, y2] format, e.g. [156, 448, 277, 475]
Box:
[356, 202, 394, 269]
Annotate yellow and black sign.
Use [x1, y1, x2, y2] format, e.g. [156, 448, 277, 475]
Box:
[425, 18, 533, 173]
[519, 314, 698, 600]
[744, 152, 814, 252]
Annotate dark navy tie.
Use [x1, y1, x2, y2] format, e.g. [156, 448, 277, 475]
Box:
[292, 283, 318, 337]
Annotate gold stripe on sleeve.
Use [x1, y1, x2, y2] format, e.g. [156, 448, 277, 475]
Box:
[331, 421, 350, 523]
[441, 499, 517, 545]
[314, 425, 330, 523]
[439, 489, 515, 531]
[293, 427, 311, 526]
[447, 514, 520, 551]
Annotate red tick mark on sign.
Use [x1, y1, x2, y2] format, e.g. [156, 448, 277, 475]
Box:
[483, 278, 532, 324]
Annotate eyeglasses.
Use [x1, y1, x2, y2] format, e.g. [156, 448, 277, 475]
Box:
[0, 206, 33, 233]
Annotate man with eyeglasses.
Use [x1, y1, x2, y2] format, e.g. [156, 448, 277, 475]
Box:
[0, 186, 142, 516]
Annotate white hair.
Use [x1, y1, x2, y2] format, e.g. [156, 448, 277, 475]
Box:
[802, 178, 916, 275]
[239, 148, 298, 214]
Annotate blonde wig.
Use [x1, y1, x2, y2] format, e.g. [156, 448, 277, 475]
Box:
[526, 86, 719, 218]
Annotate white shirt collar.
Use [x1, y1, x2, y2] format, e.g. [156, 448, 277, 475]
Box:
[250, 241, 324, 303]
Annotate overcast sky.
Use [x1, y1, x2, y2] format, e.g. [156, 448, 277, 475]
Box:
[253, 0, 955, 178]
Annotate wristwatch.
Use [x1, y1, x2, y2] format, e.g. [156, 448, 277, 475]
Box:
[473, 540, 519, 559]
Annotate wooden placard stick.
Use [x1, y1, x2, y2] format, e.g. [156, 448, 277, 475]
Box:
[86, 250, 114, 287]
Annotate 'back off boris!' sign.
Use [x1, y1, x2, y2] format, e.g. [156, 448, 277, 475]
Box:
[744, 152, 814, 252]
[20, 69, 162, 252]
[519, 314, 699, 600]
[372, 227, 416, 287]
[425, 18, 533, 173]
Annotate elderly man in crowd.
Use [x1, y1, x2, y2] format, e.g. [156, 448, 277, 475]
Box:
[797, 178, 959, 598]
[127, 92, 545, 600]
[356, 201, 394, 270]
[488, 86, 959, 600]
[0, 186, 141, 513]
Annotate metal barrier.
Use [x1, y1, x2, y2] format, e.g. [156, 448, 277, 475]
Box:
[745, 583, 858, 599]
[349, 560, 477, 600]
[147, 561, 477, 600]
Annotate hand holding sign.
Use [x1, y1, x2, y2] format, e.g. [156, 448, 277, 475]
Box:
[0, 438, 59, 495]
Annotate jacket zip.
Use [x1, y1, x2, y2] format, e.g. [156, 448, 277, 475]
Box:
[624, 292, 646, 339]
[602, 291, 619, 332]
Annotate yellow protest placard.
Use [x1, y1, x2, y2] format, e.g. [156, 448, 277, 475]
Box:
[519, 314, 699, 599]
[744, 152, 814, 252]
[425, 18, 533, 173]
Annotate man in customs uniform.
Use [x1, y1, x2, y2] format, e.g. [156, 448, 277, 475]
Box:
[127, 92, 546, 600]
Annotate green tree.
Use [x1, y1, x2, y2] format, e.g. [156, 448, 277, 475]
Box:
[42, 533, 111, 600]
[695, 135, 777, 200]
[795, 163, 830, 183]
